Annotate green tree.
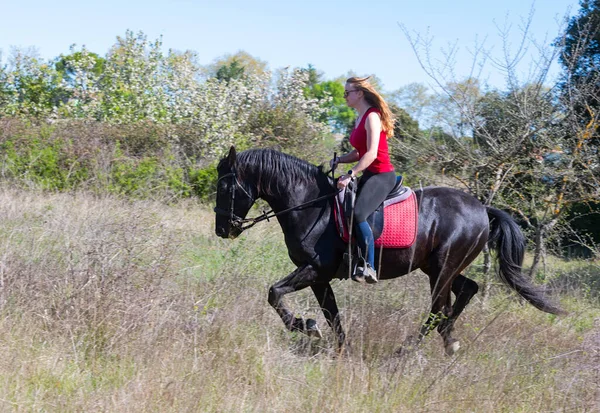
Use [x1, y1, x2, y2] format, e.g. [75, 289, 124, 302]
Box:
[215, 58, 245, 82]
[556, 0, 600, 258]
[55, 48, 105, 85]
[205, 51, 268, 79]
[302, 64, 322, 88]
[304, 79, 355, 133]
[0, 47, 64, 117]
[0, 51, 9, 110]
[559, 0, 600, 142]
[99, 30, 170, 122]
[387, 103, 421, 173]
[53, 45, 106, 119]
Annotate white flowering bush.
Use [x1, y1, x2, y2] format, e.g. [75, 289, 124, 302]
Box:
[0, 48, 62, 118]
[57, 45, 104, 119]
[0, 30, 333, 196]
[241, 68, 331, 159]
[176, 73, 269, 159]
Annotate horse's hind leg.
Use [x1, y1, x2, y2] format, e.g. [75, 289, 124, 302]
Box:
[311, 283, 346, 351]
[437, 274, 479, 355]
[267, 265, 322, 337]
[418, 271, 454, 349]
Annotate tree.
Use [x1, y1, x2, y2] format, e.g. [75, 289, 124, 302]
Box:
[559, 0, 600, 143]
[304, 78, 355, 133]
[301, 64, 322, 88]
[398, 10, 600, 285]
[556, 0, 600, 259]
[390, 82, 436, 128]
[55, 48, 105, 85]
[215, 58, 245, 82]
[243, 68, 330, 159]
[205, 50, 268, 80]
[387, 103, 420, 172]
[0, 50, 9, 110]
[0, 47, 68, 118]
[52, 45, 106, 118]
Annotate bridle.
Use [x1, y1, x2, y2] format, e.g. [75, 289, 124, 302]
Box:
[213, 169, 257, 233]
[213, 165, 341, 234]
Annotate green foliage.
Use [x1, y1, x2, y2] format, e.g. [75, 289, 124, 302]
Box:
[562, 200, 600, 258]
[215, 58, 245, 82]
[387, 104, 421, 172]
[110, 154, 158, 195]
[205, 50, 268, 79]
[559, 0, 600, 129]
[0, 120, 189, 198]
[0, 48, 66, 117]
[390, 103, 419, 140]
[1, 31, 333, 167]
[55, 49, 106, 82]
[107, 144, 191, 197]
[304, 78, 355, 133]
[188, 164, 218, 200]
[1, 131, 89, 190]
[109, 157, 191, 197]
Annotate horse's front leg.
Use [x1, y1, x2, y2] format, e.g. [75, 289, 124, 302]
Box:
[311, 283, 346, 351]
[268, 265, 323, 338]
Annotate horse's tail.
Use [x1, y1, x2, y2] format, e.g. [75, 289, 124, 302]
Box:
[486, 207, 565, 315]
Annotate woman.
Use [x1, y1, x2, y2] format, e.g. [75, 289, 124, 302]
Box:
[331, 76, 396, 284]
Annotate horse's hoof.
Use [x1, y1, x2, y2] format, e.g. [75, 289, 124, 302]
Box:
[305, 318, 323, 338]
[445, 340, 460, 356]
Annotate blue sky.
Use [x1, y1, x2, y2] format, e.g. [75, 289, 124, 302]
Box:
[0, 0, 579, 91]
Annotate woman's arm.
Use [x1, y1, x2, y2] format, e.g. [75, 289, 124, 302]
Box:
[337, 150, 359, 164]
[348, 112, 380, 175]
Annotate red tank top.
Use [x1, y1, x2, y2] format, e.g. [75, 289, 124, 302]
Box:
[349, 107, 394, 173]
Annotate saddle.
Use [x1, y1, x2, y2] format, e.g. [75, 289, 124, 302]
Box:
[333, 175, 418, 279]
[334, 175, 412, 237]
[333, 175, 418, 247]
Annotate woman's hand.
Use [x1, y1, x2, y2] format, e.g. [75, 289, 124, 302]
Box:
[337, 174, 353, 189]
[329, 156, 340, 169]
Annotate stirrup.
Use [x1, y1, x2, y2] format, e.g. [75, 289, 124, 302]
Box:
[352, 263, 378, 284]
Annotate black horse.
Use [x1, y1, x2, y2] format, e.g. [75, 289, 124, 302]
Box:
[214, 147, 564, 355]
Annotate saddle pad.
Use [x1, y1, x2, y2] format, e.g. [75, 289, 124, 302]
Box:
[375, 191, 418, 248]
[334, 190, 418, 249]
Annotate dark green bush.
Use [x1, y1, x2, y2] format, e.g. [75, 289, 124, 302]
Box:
[188, 164, 218, 201]
[1, 133, 90, 190]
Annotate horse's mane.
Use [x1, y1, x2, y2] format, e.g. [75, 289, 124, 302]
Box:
[236, 149, 324, 196]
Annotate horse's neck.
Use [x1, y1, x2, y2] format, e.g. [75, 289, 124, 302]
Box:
[260, 179, 317, 212]
[257, 169, 328, 222]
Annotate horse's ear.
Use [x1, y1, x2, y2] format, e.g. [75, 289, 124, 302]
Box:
[227, 146, 236, 167]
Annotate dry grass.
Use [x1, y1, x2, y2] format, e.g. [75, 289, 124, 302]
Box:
[0, 187, 598, 412]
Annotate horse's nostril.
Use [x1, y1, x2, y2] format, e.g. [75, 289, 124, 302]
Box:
[216, 227, 225, 237]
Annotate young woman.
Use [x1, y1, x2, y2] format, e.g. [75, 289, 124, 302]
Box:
[331, 76, 396, 284]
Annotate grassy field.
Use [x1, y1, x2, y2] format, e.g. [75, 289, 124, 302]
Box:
[0, 187, 598, 412]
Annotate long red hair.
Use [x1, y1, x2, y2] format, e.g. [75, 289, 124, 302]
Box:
[347, 76, 395, 137]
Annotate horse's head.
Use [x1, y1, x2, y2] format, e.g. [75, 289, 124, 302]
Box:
[214, 146, 256, 239]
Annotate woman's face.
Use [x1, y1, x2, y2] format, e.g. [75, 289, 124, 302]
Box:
[344, 82, 362, 108]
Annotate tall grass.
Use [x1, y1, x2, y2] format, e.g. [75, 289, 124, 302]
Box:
[0, 187, 598, 412]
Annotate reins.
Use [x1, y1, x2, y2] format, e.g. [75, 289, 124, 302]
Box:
[215, 153, 341, 233]
[237, 190, 341, 231]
